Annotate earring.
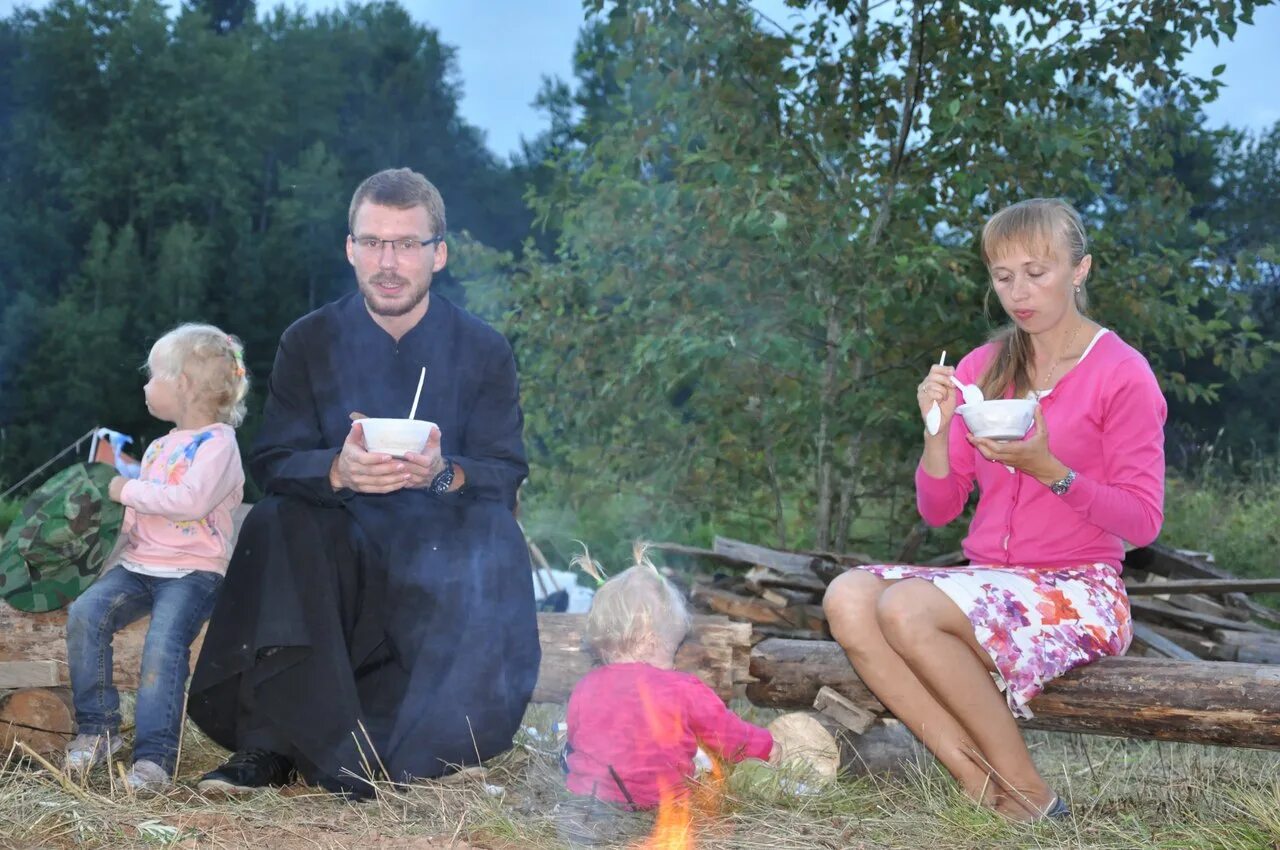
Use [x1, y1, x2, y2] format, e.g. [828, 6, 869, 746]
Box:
[1074, 285, 1081, 294]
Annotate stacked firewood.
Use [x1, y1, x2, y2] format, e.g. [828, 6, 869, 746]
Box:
[662, 537, 1280, 663]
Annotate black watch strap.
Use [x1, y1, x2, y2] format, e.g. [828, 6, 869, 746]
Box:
[429, 457, 456, 495]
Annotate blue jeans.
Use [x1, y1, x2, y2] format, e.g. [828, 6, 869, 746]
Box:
[66, 567, 222, 772]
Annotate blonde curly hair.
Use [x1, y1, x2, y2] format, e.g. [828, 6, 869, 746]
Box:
[581, 542, 692, 664]
[147, 323, 250, 426]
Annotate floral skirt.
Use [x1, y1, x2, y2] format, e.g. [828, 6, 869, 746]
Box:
[856, 562, 1132, 719]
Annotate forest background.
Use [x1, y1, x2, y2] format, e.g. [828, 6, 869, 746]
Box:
[1, 0, 1277, 578]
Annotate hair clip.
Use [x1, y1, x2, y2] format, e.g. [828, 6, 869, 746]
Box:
[227, 337, 246, 378]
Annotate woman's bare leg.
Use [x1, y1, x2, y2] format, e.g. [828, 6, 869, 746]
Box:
[875, 578, 1055, 819]
[823, 570, 1004, 807]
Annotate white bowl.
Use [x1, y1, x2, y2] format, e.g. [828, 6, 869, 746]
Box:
[360, 418, 437, 457]
[955, 399, 1036, 441]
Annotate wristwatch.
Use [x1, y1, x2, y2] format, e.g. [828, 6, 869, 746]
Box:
[429, 457, 456, 495]
[1049, 469, 1077, 497]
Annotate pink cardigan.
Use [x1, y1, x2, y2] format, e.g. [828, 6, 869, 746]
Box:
[117, 424, 245, 573]
[916, 331, 1166, 569]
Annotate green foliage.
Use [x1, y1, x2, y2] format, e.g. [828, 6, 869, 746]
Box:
[0, 0, 533, 478]
[1162, 460, 1280, 607]
[467, 0, 1275, 556]
[0, 497, 20, 536]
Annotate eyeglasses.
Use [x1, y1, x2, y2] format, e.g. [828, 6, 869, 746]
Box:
[351, 235, 443, 258]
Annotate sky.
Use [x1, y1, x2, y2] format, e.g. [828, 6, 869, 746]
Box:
[402, 0, 1280, 158]
[1, 0, 1276, 159]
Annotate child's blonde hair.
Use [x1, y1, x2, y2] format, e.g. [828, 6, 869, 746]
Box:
[147, 323, 250, 426]
[582, 542, 693, 663]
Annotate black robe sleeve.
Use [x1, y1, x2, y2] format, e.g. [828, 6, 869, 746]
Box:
[449, 341, 528, 510]
[249, 326, 351, 506]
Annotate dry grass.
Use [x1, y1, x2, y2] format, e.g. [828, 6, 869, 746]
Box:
[2, 701, 1278, 850]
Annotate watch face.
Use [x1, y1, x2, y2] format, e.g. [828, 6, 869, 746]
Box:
[431, 461, 454, 494]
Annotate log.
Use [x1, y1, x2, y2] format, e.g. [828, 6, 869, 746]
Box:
[1125, 544, 1278, 622]
[1236, 644, 1280, 664]
[1126, 578, 1280, 596]
[1128, 598, 1273, 634]
[0, 604, 754, 706]
[813, 685, 877, 735]
[747, 638, 884, 712]
[743, 565, 825, 596]
[0, 687, 75, 756]
[0, 579, 183, 690]
[1130, 622, 1200, 661]
[1211, 628, 1280, 646]
[1166, 593, 1252, 623]
[0, 661, 60, 689]
[712, 536, 823, 575]
[747, 638, 1280, 750]
[530, 614, 752, 704]
[647, 541, 752, 567]
[691, 585, 827, 633]
[1145, 623, 1219, 658]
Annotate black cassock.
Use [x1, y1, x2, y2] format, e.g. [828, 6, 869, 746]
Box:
[188, 292, 540, 787]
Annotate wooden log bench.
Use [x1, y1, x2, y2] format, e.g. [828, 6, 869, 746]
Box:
[4, 610, 1278, 754]
[747, 637, 1280, 750]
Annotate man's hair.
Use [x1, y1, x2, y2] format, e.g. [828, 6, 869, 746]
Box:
[348, 168, 447, 238]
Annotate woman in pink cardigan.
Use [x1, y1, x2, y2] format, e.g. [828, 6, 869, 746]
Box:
[823, 198, 1165, 821]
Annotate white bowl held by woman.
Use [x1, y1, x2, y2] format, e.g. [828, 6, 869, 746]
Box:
[955, 399, 1036, 441]
[359, 418, 437, 457]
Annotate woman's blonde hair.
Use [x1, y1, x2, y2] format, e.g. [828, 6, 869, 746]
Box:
[581, 542, 693, 663]
[978, 198, 1091, 399]
[147, 323, 250, 426]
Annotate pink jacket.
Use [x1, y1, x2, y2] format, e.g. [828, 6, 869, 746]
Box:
[565, 662, 773, 808]
[117, 424, 245, 573]
[917, 330, 1166, 569]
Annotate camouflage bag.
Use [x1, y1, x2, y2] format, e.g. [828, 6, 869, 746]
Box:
[0, 462, 124, 613]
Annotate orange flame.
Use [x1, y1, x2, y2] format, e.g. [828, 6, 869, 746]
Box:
[639, 784, 696, 850]
[631, 686, 729, 850]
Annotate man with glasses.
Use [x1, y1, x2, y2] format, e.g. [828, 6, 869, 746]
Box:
[187, 168, 540, 796]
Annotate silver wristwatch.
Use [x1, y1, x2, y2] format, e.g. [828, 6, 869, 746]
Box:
[1049, 469, 1076, 497]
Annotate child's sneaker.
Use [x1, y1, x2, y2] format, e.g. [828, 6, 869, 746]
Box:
[125, 759, 171, 792]
[65, 734, 123, 771]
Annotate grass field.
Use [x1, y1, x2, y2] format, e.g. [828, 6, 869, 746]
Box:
[2, 699, 1278, 850]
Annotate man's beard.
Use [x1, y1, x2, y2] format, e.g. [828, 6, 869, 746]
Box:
[360, 271, 430, 317]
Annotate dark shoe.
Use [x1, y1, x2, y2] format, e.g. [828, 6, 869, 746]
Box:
[1041, 794, 1072, 820]
[197, 750, 294, 796]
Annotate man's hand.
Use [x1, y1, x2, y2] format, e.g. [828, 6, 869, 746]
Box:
[107, 476, 127, 503]
[966, 404, 1070, 486]
[329, 421, 411, 494]
[401, 425, 445, 489]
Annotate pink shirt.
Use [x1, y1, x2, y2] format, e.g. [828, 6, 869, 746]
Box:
[117, 424, 245, 574]
[565, 663, 773, 808]
[917, 330, 1166, 569]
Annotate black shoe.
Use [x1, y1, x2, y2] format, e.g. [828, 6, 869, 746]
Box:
[1041, 794, 1072, 820]
[197, 749, 294, 796]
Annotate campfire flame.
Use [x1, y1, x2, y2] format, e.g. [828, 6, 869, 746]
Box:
[639, 785, 696, 850]
[632, 686, 727, 850]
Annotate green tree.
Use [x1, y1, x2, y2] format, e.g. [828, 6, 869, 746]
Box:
[0, 0, 535, 479]
[465, 0, 1272, 559]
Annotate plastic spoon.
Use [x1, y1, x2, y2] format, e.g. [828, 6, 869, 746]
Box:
[949, 374, 985, 406]
[408, 366, 426, 420]
[925, 350, 946, 435]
